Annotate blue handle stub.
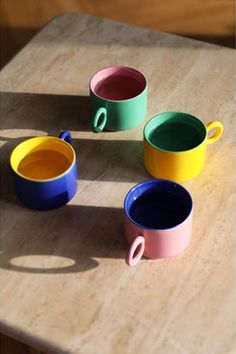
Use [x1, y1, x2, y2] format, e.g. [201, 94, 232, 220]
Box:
[59, 131, 72, 144]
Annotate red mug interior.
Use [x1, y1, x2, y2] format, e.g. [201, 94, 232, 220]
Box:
[90, 66, 146, 101]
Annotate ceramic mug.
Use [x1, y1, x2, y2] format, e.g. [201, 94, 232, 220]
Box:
[144, 112, 224, 182]
[10, 131, 78, 210]
[90, 66, 147, 132]
[124, 179, 193, 267]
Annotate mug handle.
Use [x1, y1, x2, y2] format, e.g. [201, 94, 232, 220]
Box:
[59, 130, 72, 144]
[126, 236, 145, 267]
[92, 107, 107, 133]
[206, 121, 224, 145]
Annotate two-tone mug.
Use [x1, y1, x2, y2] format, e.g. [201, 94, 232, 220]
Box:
[10, 131, 78, 210]
[90, 66, 147, 132]
[144, 112, 224, 182]
[124, 179, 193, 267]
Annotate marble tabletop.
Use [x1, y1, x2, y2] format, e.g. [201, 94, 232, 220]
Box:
[0, 13, 235, 354]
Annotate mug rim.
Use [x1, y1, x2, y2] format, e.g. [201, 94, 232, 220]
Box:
[89, 65, 147, 102]
[124, 178, 193, 231]
[144, 111, 207, 153]
[10, 136, 76, 183]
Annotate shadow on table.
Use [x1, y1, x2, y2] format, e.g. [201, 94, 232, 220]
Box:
[0, 89, 148, 274]
[0, 91, 91, 133]
[0, 90, 148, 186]
[73, 138, 148, 182]
[0, 134, 145, 274]
[0, 133, 147, 190]
[0, 137, 136, 273]
[0, 204, 126, 274]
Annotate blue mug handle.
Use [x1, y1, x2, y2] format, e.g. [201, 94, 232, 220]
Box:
[59, 131, 72, 144]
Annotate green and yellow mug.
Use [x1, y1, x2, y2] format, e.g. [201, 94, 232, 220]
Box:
[144, 112, 224, 182]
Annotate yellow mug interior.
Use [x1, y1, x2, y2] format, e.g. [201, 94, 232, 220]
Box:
[10, 136, 75, 181]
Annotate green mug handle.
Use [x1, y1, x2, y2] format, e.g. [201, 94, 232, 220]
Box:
[92, 107, 107, 133]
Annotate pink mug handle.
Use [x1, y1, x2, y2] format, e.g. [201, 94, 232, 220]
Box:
[126, 236, 145, 267]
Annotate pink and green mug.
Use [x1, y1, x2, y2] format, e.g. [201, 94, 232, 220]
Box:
[90, 66, 147, 132]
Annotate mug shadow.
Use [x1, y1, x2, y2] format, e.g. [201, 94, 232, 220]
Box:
[0, 136, 29, 206]
[0, 91, 91, 133]
[72, 138, 148, 182]
[0, 90, 149, 183]
[0, 134, 148, 197]
[0, 135, 48, 205]
[0, 204, 125, 274]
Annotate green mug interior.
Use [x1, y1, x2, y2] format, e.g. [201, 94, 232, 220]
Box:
[144, 112, 207, 152]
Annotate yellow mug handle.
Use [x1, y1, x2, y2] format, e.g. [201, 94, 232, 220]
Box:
[206, 121, 224, 145]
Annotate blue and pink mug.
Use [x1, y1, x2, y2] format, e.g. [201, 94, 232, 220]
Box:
[124, 179, 193, 266]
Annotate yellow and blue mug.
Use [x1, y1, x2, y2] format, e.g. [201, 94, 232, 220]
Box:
[10, 131, 78, 210]
[144, 112, 224, 182]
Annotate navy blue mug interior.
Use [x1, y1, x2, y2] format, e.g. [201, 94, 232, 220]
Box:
[125, 179, 192, 229]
